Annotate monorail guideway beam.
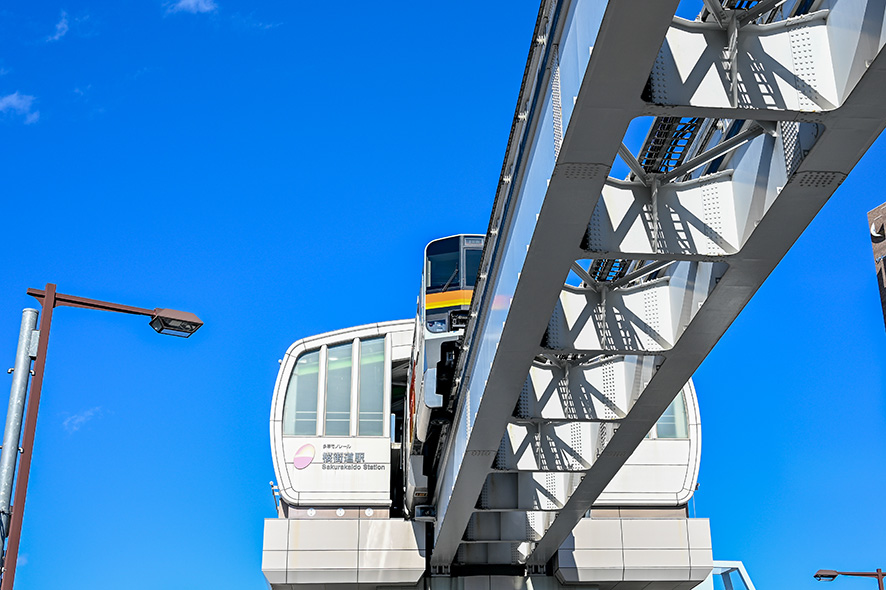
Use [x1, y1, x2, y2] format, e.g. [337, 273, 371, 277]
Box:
[430, 0, 682, 566]
[430, 0, 886, 569]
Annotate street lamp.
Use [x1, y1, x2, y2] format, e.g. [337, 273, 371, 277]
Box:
[815, 569, 886, 590]
[149, 309, 203, 337]
[0, 283, 202, 590]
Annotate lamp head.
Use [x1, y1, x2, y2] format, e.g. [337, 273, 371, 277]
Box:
[150, 308, 203, 337]
[815, 571, 839, 582]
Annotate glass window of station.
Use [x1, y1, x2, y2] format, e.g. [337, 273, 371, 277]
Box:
[282, 336, 389, 437]
[648, 392, 689, 439]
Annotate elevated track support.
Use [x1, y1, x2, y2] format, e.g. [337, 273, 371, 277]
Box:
[431, 0, 886, 569]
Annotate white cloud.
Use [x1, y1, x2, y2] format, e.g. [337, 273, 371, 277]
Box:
[47, 11, 69, 42]
[62, 407, 102, 433]
[0, 92, 39, 124]
[232, 12, 281, 30]
[168, 0, 218, 14]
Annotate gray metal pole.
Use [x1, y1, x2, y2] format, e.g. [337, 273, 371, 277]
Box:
[0, 309, 38, 541]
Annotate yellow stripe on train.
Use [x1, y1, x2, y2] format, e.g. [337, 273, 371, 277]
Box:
[425, 290, 473, 310]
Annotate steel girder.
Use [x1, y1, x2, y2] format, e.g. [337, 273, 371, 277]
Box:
[429, 0, 886, 569]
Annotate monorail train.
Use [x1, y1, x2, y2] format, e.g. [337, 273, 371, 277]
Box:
[403, 235, 485, 511]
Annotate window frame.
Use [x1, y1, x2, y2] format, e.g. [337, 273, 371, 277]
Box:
[282, 335, 392, 438]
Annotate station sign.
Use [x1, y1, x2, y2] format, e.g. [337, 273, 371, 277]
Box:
[280, 437, 391, 507]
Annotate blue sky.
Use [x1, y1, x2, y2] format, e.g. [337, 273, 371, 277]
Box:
[0, 1, 884, 589]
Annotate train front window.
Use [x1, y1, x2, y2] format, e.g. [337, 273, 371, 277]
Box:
[427, 237, 461, 293]
[464, 249, 482, 288]
[428, 253, 459, 293]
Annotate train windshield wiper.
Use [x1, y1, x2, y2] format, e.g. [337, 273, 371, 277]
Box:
[441, 266, 459, 292]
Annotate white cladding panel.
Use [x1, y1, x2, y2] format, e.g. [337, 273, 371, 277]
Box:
[262, 518, 425, 589]
[556, 518, 713, 586]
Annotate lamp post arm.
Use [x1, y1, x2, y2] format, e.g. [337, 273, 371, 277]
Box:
[832, 570, 886, 590]
[26, 288, 155, 317]
[836, 573, 885, 579]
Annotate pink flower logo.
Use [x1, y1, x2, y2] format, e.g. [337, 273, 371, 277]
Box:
[293, 443, 316, 470]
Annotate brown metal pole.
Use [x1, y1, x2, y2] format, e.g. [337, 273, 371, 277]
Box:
[1, 284, 57, 590]
[877, 569, 884, 590]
